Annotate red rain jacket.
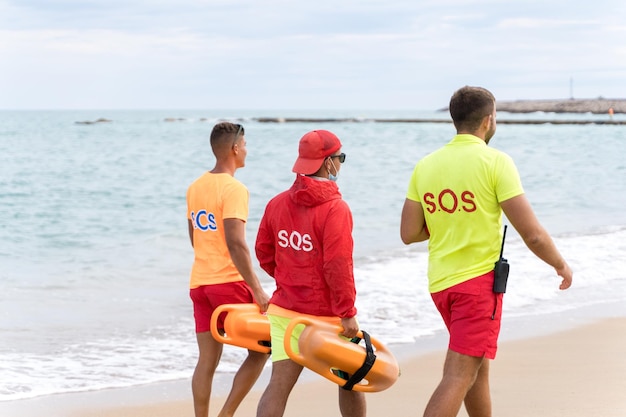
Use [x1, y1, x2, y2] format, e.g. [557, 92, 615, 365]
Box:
[255, 174, 357, 318]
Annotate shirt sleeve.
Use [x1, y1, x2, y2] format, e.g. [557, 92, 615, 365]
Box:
[322, 200, 357, 318]
[223, 181, 249, 221]
[494, 153, 524, 203]
[255, 204, 276, 278]
[406, 163, 421, 202]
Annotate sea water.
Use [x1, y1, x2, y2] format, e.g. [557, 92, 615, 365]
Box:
[1, 109, 625, 401]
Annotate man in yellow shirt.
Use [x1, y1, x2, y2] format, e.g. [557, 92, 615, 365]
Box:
[400, 86, 573, 417]
[187, 122, 270, 417]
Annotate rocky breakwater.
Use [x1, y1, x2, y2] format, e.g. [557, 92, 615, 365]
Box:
[495, 98, 626, 114]
[75, 118, 113, 125]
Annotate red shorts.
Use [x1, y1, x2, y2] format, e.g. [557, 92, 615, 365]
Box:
[430, 271, 503, 359]
[190, 281, 254, 333]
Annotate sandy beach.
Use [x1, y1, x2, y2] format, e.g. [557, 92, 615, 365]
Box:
[3, 303, 625, 417]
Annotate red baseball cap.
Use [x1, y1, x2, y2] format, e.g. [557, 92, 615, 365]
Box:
[292, 130, 342, 175]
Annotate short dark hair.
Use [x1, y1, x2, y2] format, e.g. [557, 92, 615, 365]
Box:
[210, 122, 244, 148]
[449, 86, 495, 132]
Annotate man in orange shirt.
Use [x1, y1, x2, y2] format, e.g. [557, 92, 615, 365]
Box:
[187, 122, 270, 417]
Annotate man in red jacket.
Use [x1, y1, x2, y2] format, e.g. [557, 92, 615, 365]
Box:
[255, 130, 366, 417]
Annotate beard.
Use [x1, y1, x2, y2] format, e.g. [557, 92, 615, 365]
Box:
[484, 122, 496, 144]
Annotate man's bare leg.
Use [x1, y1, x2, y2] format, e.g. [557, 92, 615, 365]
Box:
[464, 358, 491, 417]
[256, 360, 303, 417]
[338, 387, 366, 417]
[423, 350, 485, 417]
[192, 332, 223, 417]
[218, 350, 269, 417]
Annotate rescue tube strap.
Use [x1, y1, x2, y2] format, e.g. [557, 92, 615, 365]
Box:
[341, 330, 377, 390]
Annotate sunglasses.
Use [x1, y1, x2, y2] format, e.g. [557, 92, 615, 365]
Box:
[232, 124, 243, 147]
[329, 153, 346, 163]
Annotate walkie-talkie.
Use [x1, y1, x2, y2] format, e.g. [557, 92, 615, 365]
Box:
[493, 225, 510, 293]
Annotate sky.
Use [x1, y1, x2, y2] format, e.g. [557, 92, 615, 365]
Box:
[1, 0, 625, 110]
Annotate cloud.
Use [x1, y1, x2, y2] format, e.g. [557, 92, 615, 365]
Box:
[497, 18, 598, 29]
[1, 0, 625, 109]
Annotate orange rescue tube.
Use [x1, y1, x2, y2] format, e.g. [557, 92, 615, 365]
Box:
[284, 316, 400, 392]
[210, 303, 271, 353]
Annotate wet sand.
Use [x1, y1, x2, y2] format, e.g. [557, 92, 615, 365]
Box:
[3, 303, 625, 417]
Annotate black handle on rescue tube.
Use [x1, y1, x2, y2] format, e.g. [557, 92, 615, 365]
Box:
[284, 316, 399, 392]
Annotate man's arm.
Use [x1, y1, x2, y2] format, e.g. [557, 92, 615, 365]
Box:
[223, 218, 270, 311]
[400, 199, 429, 244]
[500, 194, 572, 290]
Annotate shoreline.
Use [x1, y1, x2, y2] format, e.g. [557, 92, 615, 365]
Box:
[2, 300, 625, 417]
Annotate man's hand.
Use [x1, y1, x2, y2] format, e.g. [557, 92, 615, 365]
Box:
[340, 316, 359, 339]
[556, 262, 573, 290]
[253, 288, 271, 313]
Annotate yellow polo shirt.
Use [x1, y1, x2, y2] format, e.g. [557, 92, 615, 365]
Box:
[406, 134, 524, 292]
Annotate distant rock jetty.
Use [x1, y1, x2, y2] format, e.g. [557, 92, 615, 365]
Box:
[75, 118, 112, 125]
[253, 115, 626, 125]
[74, 98, 626, 127]
[494, 98, 626, 114]
[255, 99, 626, 125]
[164, 117, 209, 122]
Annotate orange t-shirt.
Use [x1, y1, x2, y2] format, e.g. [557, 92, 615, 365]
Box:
[187, 172, 248, 288]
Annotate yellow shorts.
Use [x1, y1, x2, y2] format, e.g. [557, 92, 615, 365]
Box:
[266, 305, 353, 363]
[268, 314, 304, 362]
